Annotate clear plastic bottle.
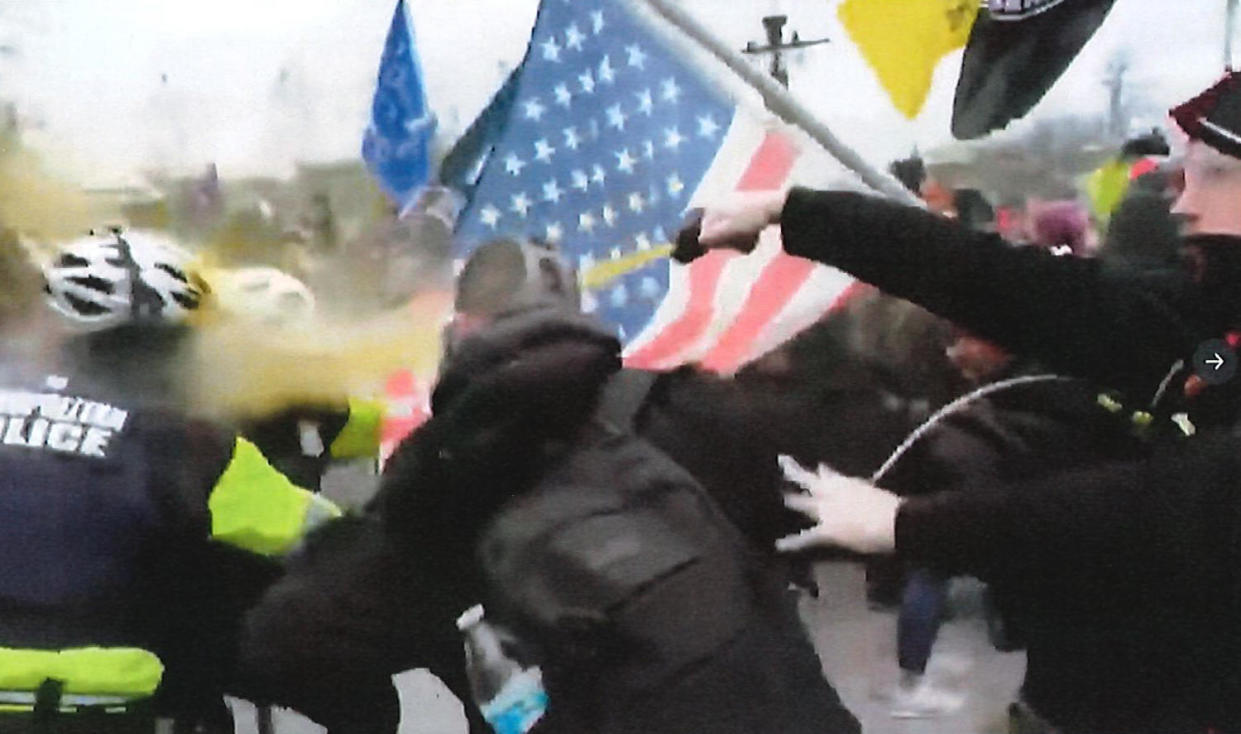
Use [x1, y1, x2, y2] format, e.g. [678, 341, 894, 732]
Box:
[456, 604, 548, 734]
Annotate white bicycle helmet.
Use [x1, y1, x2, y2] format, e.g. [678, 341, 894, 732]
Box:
[212, 266, 316, 326]
[43, 229, 207, 331]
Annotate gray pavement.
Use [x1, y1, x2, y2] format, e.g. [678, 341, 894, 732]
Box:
[233, 561, 1026, 734]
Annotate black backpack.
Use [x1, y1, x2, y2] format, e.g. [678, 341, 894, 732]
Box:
[472, 371, 860, 734]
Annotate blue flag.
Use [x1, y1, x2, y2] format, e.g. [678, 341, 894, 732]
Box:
[363, 0, 436, 208]
[443, 0, 736, 342]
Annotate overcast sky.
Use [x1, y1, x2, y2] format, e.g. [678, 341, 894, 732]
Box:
[0, 0, 1234, 187]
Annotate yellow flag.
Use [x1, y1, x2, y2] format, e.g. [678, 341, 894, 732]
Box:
[1085, 157, 1131, 224]
[838, 0, 978, 119]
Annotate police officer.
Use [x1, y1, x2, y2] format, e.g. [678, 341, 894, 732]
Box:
[681, 72, 1241, 734]
[0, 230, 340, 734]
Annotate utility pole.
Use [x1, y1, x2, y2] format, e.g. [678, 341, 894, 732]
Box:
[642, 0, 917, 203]
[1102, 55, 1129, 140]
[1227, 0, 1238, 70]
[742, 14, 829, 88]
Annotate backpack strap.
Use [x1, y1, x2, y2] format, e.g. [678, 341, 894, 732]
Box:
[594, 369, 659, 434]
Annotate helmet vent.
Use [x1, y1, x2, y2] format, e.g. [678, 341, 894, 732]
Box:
[67, 275, 115, 294]
[64, 292, 110, 316]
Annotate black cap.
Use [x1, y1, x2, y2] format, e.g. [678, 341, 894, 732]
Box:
[1121, 130, 1171, 158]
[1171, 71, 1241, 160]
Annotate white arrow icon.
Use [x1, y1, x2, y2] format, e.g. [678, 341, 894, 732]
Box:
[1207, 353, 1226, 371]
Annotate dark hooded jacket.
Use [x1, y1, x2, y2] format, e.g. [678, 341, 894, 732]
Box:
[240, 309, 863, 734]
[729, 188, 1241, 733]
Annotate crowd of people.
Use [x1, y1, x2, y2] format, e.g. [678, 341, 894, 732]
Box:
[3, 58, 1241, 734]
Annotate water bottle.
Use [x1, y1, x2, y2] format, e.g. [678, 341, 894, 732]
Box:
[456, 604, 548, 734]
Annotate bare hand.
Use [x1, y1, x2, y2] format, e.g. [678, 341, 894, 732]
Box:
[672, 191, 787, 261]
[775, 455, 902, 555]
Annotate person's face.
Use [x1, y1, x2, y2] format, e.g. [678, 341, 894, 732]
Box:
[1171, 141, 1241, 236]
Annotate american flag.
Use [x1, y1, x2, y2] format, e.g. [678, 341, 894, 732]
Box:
[443, 0, 860, 374]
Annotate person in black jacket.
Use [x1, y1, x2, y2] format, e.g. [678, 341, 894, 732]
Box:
[676, 71, 1241, 734]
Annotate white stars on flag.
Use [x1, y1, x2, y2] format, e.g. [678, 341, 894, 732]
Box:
[480, 204, 501, 228]
[578, 70, 596, 94]
[598, 55, 616, 85]
[452, 0, 744, 349]
[666, 173, 685, 197]
[541, 37, 562, 62]
[606, 104, 627, 131]
[615, 148, 637, 174]
[523, 97, 546, 121]
[661, 77, 681, 103]
[545, 222, 564, 243]
[565, 23, 586, 51]
[635, 89, 654, 116]
[542, 179, 564, 203]
[504, 153, 526, 176]
[625, 44, 647, 70]
[664, 127, 685, 150]
[697, 114, 720, 138]
[533, 138, 556, 163]
[510, 192, 532, 217]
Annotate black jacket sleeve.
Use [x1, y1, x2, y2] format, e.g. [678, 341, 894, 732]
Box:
[894, 434, 1241, 604]
[779, 189, 1196, 399]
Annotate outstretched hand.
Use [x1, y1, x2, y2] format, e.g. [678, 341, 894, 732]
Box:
[775, 455, 902, 555]
[672, 190, 788, 263]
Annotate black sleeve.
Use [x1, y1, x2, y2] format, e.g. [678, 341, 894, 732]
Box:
[236, 515, 488, 733]
[894, 436, 1240, 603]
[779, 188, 1195, 398]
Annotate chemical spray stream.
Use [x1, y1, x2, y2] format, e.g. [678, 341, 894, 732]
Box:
[182, 289, 449, 423]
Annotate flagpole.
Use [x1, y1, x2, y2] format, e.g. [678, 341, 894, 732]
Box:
[635, 0, 920, 206]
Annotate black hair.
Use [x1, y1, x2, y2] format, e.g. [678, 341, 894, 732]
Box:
[453, 238, 528, 314]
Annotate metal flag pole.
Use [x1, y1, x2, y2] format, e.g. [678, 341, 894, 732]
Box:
[635, 0, 921, 206]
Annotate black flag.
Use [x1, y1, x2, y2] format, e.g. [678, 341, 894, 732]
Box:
[952, 0, 1117, 140]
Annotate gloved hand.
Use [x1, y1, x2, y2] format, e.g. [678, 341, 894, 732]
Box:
[775, 455, 902, 555]
[672, 190, 788, 262]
